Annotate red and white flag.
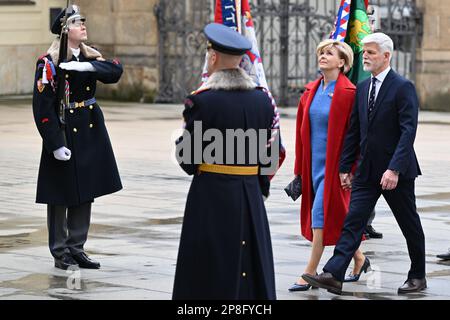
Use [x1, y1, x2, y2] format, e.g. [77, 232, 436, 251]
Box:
[202, 0, 286, 171]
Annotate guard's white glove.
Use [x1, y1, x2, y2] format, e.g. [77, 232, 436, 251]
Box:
[53, 146, 71, 161]
[59, 61, 96, 72]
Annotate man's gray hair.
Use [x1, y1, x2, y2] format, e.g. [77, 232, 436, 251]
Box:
[362, 33, 394, 57]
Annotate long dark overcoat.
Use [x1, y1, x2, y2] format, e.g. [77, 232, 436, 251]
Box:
[172, 69, 277, 300]
[32, 46, 123, 206]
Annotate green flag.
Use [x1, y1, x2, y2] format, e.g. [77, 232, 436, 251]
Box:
[345, 0, 372, 84]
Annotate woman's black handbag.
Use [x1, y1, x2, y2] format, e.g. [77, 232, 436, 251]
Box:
[284, 176, 302, 201]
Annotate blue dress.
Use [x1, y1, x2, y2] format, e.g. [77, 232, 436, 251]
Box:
[309, 80, 336, 228]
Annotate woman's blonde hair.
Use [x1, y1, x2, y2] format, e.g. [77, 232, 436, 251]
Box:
[316, 39, 354, 74]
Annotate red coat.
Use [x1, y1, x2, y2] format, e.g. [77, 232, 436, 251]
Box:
[294, 73, 357, 246]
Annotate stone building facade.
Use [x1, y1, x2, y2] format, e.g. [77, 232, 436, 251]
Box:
[0, 0, 158, 102]
[0, 0, 66, 95]
[416, 0, 450, 110]
[75, 0, 159, 101]
[0, 0, 449, 109]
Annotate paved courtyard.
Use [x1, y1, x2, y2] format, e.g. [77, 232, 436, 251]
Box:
[1, 97, 450, 300]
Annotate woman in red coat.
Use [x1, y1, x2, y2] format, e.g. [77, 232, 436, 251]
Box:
[289, 40, 369, 291]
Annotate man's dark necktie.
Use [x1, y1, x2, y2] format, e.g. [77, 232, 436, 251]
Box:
[368, 77, 377, 118]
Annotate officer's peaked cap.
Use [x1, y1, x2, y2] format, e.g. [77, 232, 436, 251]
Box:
[204, 23, 252, 56]
[51, 5, 86, 35]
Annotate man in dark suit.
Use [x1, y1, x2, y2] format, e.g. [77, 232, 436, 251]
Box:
[302, 33, 426, 295]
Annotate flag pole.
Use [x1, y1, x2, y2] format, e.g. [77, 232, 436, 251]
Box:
[236, 0, 242, 33]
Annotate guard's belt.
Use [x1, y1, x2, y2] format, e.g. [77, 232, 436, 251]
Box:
[198, 164, 259, 176]
[67, 98, 97, 109]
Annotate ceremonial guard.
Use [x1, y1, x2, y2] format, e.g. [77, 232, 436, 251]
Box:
[172, 23, 278, 300]
[32, 5, 123, 270]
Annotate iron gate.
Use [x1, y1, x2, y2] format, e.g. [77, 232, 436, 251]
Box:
[154, 0, 212, 103]
[250, 0, 338, 106]
[154, 0, 421, 106]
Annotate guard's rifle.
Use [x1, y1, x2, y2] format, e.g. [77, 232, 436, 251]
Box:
[55, 1, 73, 145]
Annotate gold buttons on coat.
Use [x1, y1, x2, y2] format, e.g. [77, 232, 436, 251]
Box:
[73, 128, 77, 133]
[242, 272, 247, 277]
[89, 124, 93, 128]
[89, 105, 93, 110]
[242, 241, 246, 246]
[86, 86, 90, 91]
[65, 74, 69, 79]
[69, 109, 74, 114]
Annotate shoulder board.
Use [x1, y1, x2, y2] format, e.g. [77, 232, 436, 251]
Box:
[190, 87, 210, 96]
[255, 86, 274, 99]
[38, 53, 51, 61]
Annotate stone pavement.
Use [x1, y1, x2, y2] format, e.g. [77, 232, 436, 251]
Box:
[1, 98, 450, 300]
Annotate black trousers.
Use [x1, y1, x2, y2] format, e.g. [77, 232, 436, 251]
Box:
[47, 201, 92, 258]
[323, 178, 425, 281]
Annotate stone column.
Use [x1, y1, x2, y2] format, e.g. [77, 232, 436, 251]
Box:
[76, 0, 159, 102]
[416, 0, 450, 110]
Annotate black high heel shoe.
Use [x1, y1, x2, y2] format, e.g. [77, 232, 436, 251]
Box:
[344, 257, 371, 282]
[288, 273, 319, 291]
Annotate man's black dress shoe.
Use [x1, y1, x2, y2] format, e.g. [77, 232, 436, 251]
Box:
[398, 278, 427, 294]
[54, 253, 79, 270]
[344, 257, 371, 282]
[364, 225, 383, 239]
[437, 249, 450, 260]
[302, 272, 343, 295]
[72, 252, 101, 269]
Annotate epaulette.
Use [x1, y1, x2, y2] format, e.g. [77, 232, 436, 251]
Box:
[255, 86, 268, 92]
[256, 86, 272, 98]
[184, 87, 210, 109]
[38, 53, 50, 62]
[190, 87, 210, 96]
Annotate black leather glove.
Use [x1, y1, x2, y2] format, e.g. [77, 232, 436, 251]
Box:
[284, 176, 302, 201]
